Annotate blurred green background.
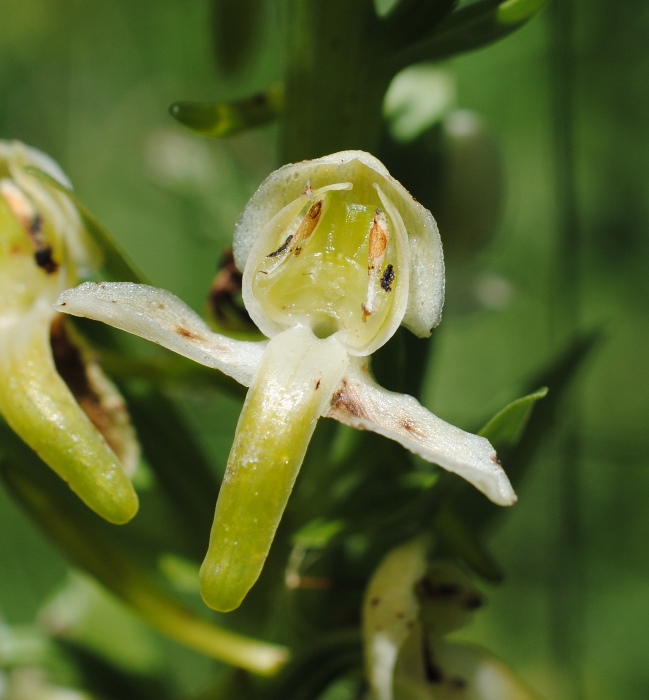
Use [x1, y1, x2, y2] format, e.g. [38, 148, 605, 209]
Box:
[1, 1, 648, 698]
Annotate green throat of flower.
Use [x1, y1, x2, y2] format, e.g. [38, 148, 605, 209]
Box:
[249, 183, 402, 353]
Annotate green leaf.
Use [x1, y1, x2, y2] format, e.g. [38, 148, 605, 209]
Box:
[390, 0, 549, 66]
[479, 386, 549, 453]
[433, 333, 599, 575]
[169, 83, 283, 139]
[377, 0, 458, 47]
[24, 166, 145, 283]
[293, 518, 347, 550]
[497, 0, 548, 24]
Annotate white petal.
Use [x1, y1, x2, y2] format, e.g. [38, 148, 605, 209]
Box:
[327, 359, 516, 506]
[362, 538, 428, 700]
[55, 282, 265, 387]
[233, 150, 444, 338]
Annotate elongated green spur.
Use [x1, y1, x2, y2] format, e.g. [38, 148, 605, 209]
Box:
[55, 151, 516, 611]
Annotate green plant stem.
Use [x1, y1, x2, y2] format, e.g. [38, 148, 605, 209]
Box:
[279, 0, 391, 162]
[547, 1, 585, 697]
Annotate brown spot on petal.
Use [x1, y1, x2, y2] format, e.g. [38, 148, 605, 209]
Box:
[330, 380, 367, 420]
[401, 419, 426, 438]
[175, 326, 204, 342]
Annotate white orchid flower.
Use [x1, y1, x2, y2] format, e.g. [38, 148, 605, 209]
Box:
[55, 150, 515, 612]
[363, 539, 539, 700]
[0, 140, 139, 525]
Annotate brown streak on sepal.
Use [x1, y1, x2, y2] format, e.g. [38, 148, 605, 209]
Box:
[401, 418, 426, 438]
[330, 380, 368, 420]
[175, 326, 205, 342]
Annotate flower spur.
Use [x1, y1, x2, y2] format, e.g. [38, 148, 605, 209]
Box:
[55, 151, 516, 612]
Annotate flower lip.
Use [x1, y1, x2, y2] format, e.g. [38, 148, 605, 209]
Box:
[234, 151, 445, 355]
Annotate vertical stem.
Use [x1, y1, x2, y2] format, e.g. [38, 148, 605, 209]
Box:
[279, 0, 392, 162]
[547, 1, 584, 697]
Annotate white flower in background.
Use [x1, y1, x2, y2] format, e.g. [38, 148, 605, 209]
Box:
[55, 151, 516, 612]
[0, 140, 139, 524]
[363, 539, 539, 700]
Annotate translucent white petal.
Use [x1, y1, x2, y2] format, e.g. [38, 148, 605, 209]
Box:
[327, 358, 516, 506]
[55, 282, 265, 387]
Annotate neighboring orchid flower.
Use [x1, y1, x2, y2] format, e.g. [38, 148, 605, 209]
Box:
[363, 538, 539, 700]
[55, 151, 516, 612]
[0, 140, 139, 524]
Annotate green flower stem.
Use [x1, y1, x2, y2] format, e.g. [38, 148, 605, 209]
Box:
[1, 456, 290, 677]
[0, 310, 138, 525]
[279, 0, 392, 162]
[200, 326, 348, 612]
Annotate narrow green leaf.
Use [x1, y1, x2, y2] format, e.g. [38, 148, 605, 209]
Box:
[479, 387, 549, 452]
[433, 333, 599, 574]
[24, 166, 144, 283]
[293, 518, 347, 550]
[390, 0, 549, 66]
[169, 83, 283, 139]
[497, 0, 548, 24]
[377, 0, 458, 47]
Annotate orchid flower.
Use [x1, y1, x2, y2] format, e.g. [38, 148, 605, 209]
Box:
[363, 538, 539, 700]
[0, 140, 139, 525]
[55, 151, 516, 612]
